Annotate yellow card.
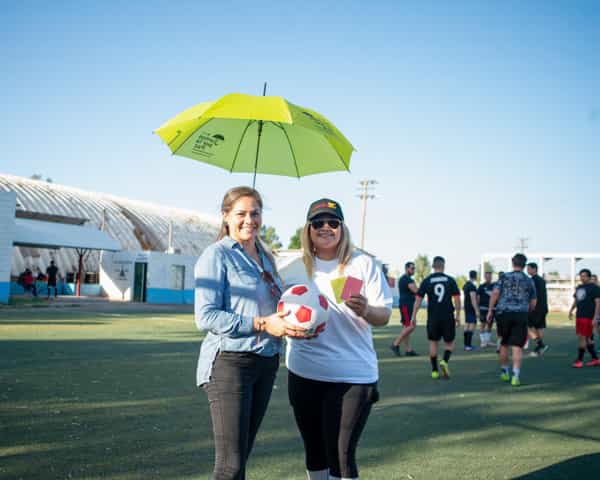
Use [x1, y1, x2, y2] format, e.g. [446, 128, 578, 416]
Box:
[331, 276, 347, 304]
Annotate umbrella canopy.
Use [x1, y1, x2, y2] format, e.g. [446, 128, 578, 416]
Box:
[155, 93, 355, 185]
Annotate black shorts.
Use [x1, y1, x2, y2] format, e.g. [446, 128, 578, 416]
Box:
[399, 303, 414, 326]
[427, 316, 456, 343]
[528, 311, 547, 329]
[497, 312, 528, 347]
[480, 308, 493, 324]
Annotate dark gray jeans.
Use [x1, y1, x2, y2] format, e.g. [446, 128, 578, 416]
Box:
[203, 351, 279, 480]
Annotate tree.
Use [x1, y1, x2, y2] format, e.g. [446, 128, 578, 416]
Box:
[288, 227, 303, 249]
[414, 254, 431, 285]
[483, 261, 495, 274]
[30, 174, 53, 183]
[455, 275, 468, 291]
[260, 225, 282, 250]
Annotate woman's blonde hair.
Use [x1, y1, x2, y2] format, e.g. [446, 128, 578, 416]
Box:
[216, 186, 278, 273]
[301, 220, 354, 278]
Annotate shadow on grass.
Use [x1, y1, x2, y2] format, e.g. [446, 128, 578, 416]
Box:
[1, 322, 600, 479]
[512, 453, 600, 479]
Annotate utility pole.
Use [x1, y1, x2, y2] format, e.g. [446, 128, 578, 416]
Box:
[515, 237, 530, 253]
[357, 180, 377, 250]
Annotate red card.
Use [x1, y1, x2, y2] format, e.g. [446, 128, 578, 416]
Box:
[341, 276, 363, 301]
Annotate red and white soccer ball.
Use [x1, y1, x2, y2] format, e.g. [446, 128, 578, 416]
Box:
[278, 284, 329, 335]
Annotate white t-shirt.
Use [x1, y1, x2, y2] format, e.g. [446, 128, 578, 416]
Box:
[284, 252, 393, 383]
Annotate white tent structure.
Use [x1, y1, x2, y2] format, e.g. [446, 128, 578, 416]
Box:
[0, 173, 219, 280]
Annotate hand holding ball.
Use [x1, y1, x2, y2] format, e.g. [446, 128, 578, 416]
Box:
[278, 284, 329, 335]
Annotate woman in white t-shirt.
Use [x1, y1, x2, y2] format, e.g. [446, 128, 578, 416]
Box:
[286, 198, 393, 480]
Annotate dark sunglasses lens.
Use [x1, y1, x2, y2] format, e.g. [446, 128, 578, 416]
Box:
[311, 219, 341, 229]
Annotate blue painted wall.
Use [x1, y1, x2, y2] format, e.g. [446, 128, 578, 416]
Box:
[0, 282, 9, 304]
[146, 288, 194, 305]
[10, 282, 101, 297]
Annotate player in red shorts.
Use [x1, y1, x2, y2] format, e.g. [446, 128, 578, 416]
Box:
[390, 262, 419, 357]
[568, 268, 600, 368]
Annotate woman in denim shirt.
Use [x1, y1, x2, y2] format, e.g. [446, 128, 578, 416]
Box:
[195, 186, 309, 480]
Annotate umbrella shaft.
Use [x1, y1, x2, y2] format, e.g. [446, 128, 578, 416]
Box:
[253, 120, 264, 188]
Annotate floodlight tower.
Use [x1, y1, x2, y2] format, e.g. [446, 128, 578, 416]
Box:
[357, 180, 377, 250]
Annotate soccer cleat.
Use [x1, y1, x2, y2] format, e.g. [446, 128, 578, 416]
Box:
[572, 360, 584, 368]
[585, 359, 600, 367]
[511, 377, 521, 387]
[464, 346, 473, 352]
[405, 350, 418, 357]
[431, 370, 440, 379]
[538, 345, 549, 356]
[439, 360, 450, 379]
[500, 371, 510, 382]
[389, 345, 402, 357]
[529, 351, 539, 358]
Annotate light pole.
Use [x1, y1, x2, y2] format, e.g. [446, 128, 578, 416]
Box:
[357, 180, 377, 250]
[515, 237, 530, 253]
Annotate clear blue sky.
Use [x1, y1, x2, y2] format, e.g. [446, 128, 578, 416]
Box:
[2, 1, 599, 275]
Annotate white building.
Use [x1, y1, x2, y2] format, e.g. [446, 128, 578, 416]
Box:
[0, 173, 219, 304]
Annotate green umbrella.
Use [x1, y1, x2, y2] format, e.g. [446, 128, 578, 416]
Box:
[155, 87, 355, 187]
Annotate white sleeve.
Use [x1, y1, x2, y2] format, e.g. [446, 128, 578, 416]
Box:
[363, 256, 393, 309]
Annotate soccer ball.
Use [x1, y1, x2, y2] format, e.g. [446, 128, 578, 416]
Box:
[277, 284, 329, 335]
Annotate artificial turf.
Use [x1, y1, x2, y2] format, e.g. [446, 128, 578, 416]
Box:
[1, 309, 599, 479]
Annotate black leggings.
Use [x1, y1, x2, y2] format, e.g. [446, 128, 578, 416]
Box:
[203, 351, 279, 480]
[288, 371, 379, 478]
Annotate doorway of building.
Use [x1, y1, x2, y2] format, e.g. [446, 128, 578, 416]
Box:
[133, 262, 147, 302]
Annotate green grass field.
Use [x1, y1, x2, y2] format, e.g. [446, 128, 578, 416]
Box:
[1, 309, 599, 480]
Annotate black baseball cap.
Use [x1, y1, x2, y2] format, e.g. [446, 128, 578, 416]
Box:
[306, 198, 344, 221]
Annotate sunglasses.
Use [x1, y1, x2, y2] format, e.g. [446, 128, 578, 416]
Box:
[262, 271, 282, 299]
[310, 219, 341, 230]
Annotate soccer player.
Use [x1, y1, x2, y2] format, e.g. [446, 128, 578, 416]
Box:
[462, 270, 479, 351]
[526, 262, 549, 356]
[390, 262, 419, 357]
[488, 253, 536, 387]
[593, 274, 600, 353]
[494, 271, 506, 351]
[412, 256, 461, 379]
[477, 271, 495, 347]
[568, 269, 600, 368]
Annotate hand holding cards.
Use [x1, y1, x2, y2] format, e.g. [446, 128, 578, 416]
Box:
[331, 275, 364, 303]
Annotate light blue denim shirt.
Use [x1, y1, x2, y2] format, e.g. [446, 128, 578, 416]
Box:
[195, 236, 283, 386]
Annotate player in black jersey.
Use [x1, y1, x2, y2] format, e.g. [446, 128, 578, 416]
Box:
[462, 270, 479, 351]
[527, 262, 549, 356]
[477, 271, 495, 347]
[390, 262, 419, 357]
[593, 274, 600, 351]
[412, 256, 461, 379]
[568, 269, 600, 367]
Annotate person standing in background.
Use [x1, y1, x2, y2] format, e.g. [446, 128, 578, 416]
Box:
[46, 260, 59, 299]
[390, 261, 419, 357]
[488, 254, 537, 387]
[526, 262, 549, 356]
[462, 270, 479, 351]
